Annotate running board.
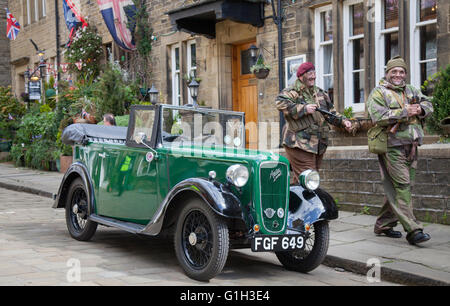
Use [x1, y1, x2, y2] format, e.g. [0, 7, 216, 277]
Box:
[89, 214, 146, 234]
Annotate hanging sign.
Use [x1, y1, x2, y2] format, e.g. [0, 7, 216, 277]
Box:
[28, 81, 41, 100]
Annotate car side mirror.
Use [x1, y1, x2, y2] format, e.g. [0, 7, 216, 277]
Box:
[134, 132, 159, 161]
[134, 132, 147, 144]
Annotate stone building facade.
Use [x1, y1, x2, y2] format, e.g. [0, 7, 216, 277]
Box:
[1, 0, 11, 86]
[7, 0, 113, 96]
[6, 0, 449, 223]
[8, 1, 449, 135]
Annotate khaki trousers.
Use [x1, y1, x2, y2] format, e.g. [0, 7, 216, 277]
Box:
[284, 146, 324, 185]
[374, 145, 423, 234]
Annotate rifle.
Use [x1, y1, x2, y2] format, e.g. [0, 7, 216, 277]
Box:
[389, 95, 420, 134]
[316, 108, 340, 123]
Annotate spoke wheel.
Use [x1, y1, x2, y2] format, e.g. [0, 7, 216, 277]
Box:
[65, 178, 97, 241]
[276, 221, 329, 273]
[174, 198, 229, 281]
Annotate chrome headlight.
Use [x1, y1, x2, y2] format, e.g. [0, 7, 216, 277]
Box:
[299, 169, 320, 191]
[226, 164, 249, 187]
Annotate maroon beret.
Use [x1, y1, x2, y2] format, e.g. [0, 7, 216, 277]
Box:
[297, 62, 315, 78]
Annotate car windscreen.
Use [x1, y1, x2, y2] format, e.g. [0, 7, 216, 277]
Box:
[127, 107, 156, 147]
[161, 106, 245, 149]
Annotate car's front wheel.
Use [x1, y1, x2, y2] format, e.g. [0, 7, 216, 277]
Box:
[174, 198, 229, 281]
[65, 178, 97, 241]
[275, 220, 329, 273]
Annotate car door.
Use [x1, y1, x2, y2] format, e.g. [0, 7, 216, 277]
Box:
[96, 105, 160, 225]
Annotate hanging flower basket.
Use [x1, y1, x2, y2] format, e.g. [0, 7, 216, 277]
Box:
[253, 68, 270, 79]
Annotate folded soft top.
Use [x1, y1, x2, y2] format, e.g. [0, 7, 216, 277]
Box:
[61, 123, 128, 145]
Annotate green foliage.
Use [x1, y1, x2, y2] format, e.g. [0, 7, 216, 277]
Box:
[0, 86, 26, 141]
[343, 106, 355, 119]
[130, 0, 154, 88]
[132, 0, 153, 58]
[250, 55, 271, 73]
[426, 64, 450, 137]
[93, 61, 138, 121]
[64, 26, 103, 80]
[9, 109, 59, 170]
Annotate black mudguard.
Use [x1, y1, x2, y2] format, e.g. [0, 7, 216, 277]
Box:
[288, 185, 338, 228]
[141, 178, 243, 236]
[52, 162, 96, 215]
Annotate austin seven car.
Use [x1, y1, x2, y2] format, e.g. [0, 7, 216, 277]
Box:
[53, 104, 338, 281]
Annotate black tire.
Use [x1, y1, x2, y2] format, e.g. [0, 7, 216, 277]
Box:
[65, 178, 97, 241]
[275, 220, 329, 273]
[174, 198, 229, 281]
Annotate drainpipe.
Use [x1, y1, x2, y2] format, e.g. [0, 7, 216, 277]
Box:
[262, 0, 284, 146]
[55, 0, 61, 95]
[276, 0, 284, 146]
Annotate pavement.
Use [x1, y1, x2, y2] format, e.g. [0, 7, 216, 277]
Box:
[0, 161, 449, 286]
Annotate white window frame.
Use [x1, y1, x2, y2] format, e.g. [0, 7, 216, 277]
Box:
[314, 5, 333, 92]
[186, 40, 197, 105]
[409, 0, 437, 88]
[343, 0, 365, 112]
[171, 44, 181, 106]
[26, 0, 31, 25]
[42, 0, 46, 17]
[34, 0, 39, 22]
[374, 0, 400, 82]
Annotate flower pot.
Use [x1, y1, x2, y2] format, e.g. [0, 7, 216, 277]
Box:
[59, 155, 73, 174]
[253, 68, 270, 79]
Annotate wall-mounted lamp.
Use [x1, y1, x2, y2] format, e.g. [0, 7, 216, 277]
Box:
[188, 79, 199, 108]
[148, 84, 159, 105]
[249, 44, 259, 59]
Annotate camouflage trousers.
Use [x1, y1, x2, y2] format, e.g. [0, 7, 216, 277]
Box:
[374, 145, 423, 234]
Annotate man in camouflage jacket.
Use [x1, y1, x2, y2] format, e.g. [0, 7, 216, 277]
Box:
[367, 56, 433, 245]
[275, 62, 352, 184]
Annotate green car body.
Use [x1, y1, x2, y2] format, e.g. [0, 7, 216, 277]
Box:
[54, 104, 338, 281]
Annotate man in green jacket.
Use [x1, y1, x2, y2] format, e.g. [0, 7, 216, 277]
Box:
[275, 62, 353, 184]
[367, 56, 433, 245]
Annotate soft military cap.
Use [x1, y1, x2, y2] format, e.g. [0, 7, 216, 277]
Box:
[386, 56, 407, 73]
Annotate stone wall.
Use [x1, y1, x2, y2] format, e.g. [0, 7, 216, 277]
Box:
[8, 0, 113, 97]
[0, 0, 11, 86]
[317, 144, 450, 225]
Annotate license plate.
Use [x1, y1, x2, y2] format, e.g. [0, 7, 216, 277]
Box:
[251, 234, 305, 252]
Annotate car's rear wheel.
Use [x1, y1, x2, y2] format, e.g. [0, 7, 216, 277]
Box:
[275, 220, 329, 273]
[65, 178, 97, 241]
[174, 198, 229, 281]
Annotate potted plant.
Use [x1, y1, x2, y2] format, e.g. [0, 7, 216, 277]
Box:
[250, 56, 271, 79]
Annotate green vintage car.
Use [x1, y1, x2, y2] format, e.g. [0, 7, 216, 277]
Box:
[54, 104, 338, 281]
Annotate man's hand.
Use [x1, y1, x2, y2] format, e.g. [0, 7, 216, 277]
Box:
[343, 119, 353, 133]
[305, 104, 317, 114]
[406, 104, 422, 117]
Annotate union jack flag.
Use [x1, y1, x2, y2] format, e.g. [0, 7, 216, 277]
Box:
[97, 0, 137, 51]
[6, 8, 20, 40]
[63, 0, 88, 47]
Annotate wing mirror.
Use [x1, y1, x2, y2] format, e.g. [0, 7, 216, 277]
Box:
[134, 132, 147, 144]
[134, 132, 159, 160]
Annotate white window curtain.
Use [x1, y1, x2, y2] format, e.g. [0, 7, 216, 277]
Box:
[409, 0, 437, 88]
[314, 5, 333, 94]
[344, 0, 365, 112]
[171, 44, 181, 106]
[374, 0, 400, 83]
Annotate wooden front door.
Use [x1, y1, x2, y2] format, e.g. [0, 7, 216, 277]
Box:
[232, 41, 258, 149]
